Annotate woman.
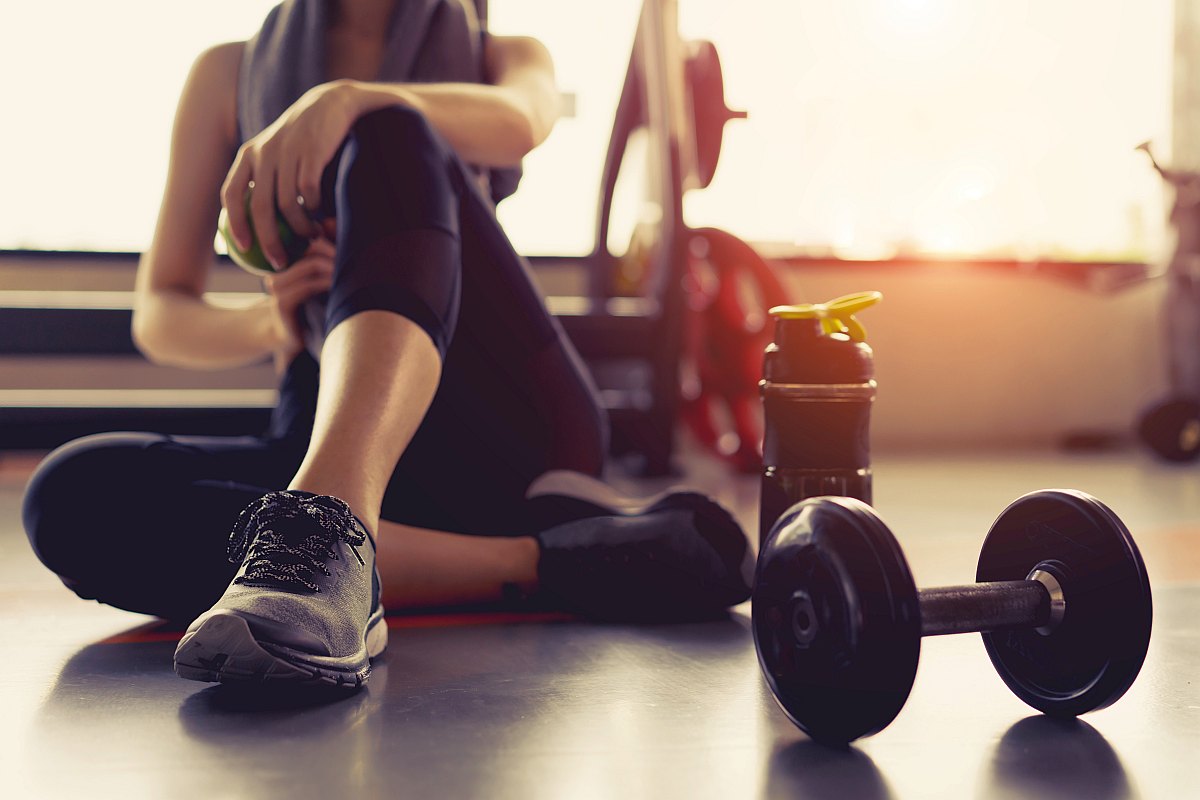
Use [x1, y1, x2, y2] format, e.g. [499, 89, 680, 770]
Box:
[22, 0, 752, 689]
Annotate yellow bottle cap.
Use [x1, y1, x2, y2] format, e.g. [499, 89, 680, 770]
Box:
[769, 291, 882, 342]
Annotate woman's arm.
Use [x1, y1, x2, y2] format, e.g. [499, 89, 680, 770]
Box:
[132, 42, 286, 370]
[338, 34, 559, 168]
[223, 34, 558, 271]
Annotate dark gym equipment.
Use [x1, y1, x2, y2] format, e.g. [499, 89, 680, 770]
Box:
[752, 490, 1153, 745]
[573, 0, 752, 473]
[1135, 143, 1200, 463]
[1136, 397, 1200, 462]
[680, 227, 788, 473]
[685, 40, 747, 190]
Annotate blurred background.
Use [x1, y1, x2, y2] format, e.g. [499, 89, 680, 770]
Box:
[0, 0, 1194, 461]
[0, 0, 1176, 259]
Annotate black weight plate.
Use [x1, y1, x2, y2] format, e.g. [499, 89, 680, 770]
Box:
[686, 40, 745, 189]
[1136, 398, 1200, 462]
[977, 490, 1152, 717]
[753, 497, 921, 744]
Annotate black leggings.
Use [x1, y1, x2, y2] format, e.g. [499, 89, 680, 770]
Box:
[22, 106, 608, 621]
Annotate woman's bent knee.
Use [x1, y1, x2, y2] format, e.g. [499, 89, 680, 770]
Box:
[351, 105, 444, 152]
[320, 105, 465, 357]
[335, 105, 462, 233]
[21, 431, 245, 619]
[22, 432, 167, 580]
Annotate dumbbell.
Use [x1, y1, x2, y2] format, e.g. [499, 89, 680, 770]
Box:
[1137, 397, 1200, 462]
[752, 490, 1153, 745]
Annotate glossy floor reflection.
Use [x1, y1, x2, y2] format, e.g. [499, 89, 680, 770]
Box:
[2, 447, 1198, 799]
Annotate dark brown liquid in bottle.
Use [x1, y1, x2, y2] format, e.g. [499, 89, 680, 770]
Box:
[758, 315, 876, 543]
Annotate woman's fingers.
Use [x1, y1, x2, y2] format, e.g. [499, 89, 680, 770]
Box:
[305, 236, 337, 258]
[223, 82, 355, 269]
[248, 165, 295, 272]
[265, 267, 331, 354]
[319, 216, 338, 241]
[221, 141, 291, 271]
[296, 156, 324, 218]
[272, 272, 333, 309]
[276, 152, 319, 241]
[267, 266, 333, 335]
[248, 152, 287, 271]
[264, 254, 332, 293]
[220, 148, 255, 251]
[264, 261, 333, 313]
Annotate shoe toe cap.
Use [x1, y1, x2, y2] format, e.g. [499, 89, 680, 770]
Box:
[188, 608, 332, 657]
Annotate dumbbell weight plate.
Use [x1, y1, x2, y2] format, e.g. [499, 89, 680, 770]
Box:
[976, 490, 1153, 717]
[753, 496, 921, 744]
[1137, 398, 1200, 462]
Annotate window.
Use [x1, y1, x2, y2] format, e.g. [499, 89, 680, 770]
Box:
[675, 0, 1174, 261]
[0, 1, 280, 253]
[0, 0, 1174, 261]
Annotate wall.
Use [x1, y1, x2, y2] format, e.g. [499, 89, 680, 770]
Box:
[0, 254, 1172, 452]
[773, 263, 1168, 450]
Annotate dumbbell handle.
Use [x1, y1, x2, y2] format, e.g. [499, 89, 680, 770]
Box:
[919, 573, 1063, 637]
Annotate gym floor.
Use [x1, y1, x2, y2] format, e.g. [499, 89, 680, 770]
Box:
[0, 442, 1196, 799]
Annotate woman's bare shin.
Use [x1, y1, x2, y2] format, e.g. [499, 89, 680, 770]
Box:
[375, 520, 540, 610]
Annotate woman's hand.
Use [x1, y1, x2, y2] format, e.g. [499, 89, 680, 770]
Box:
[263, 237, 336, 369]
[221, 80, 359, 270]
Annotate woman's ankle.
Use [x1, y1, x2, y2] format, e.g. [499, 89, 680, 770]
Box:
[508, 535, 541, 596]
[284, 483, 380, 535]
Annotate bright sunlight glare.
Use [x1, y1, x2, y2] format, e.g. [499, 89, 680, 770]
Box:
[0, 0, 1175, 261]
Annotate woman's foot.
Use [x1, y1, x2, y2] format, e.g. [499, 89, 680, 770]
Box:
[524, 469, 706, 528]
[531, 487, 754, 622]
[174, 491, 386, 688]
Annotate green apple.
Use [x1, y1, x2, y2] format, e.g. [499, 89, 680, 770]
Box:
[218, 192, 309, 275]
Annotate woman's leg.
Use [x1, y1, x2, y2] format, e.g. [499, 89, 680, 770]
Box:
[279, 105, 466, 533]
[21, 430, 302, 620]
[22, 350, 324, 619]
[268, 105, 609, 605]
[273, 345, 548, 611]
[19, 365, 545, 618]
[170, 106, 743, 638]
[373, 130, 609, 538]
[288, 310, 440, 533]
[375, 520, 538, 610]
[282, 103, 608, 534]
[173, 106, 567, 684]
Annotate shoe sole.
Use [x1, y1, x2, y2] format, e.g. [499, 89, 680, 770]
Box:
[525, 470, 690, 515]
[174, 607, 387, 689]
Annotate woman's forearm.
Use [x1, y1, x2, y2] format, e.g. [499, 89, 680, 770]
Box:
[339, 79, 549, 167]
[132, 290, 279, 370]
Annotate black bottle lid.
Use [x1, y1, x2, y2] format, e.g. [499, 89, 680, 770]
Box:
[763, 292, 881, 384]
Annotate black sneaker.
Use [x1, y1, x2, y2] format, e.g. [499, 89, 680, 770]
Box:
[524, 469, 708, 529]
[174, 491, 386, 688]
[529, 473, 754, 622]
